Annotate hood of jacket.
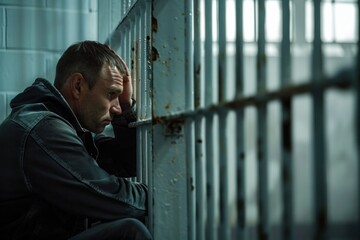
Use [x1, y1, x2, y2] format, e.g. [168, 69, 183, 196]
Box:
[10, 78, 85, 132]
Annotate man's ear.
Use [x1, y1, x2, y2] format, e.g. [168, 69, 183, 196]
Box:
[68, 73, 85, 99]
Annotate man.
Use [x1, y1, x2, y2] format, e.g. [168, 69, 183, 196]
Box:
[0, 41, 152, 240]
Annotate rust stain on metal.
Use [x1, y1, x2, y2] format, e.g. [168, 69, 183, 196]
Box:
[194, 63, 201, 108]
[152, 116, 163, 124]
[190, 177, 195, 192]
[164, 102, 171, 110]
[152, 113, 185, 136]
[152, 16, 158, 33]
[152, 47, 159, 61]
[164, 120, 184, 136]
[195, 63, 201, 76]
[130, 42, 139, 84]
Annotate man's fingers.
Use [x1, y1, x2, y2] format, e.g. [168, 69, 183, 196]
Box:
[118, 57, 130, 76]
[122, 75, 131, 84]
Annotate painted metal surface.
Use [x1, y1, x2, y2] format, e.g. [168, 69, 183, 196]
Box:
[353, 0, 360, 239]
[217, 0, 231, 240]
[281, 0, 293, 240]
[312, 1, 327, 240]
[193, 1, 206, 240]
[204, 1, 217, 240]
[152, 1, 189, 239]
[256, 0, 269, 239]
[357, 2, 360, 238]
[235, 1, 246, 239]
[102, 0, 359, 239]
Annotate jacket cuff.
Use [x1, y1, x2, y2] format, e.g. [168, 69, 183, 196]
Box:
[121, 99, 137, 122]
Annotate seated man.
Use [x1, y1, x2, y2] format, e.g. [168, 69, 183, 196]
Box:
[0, 41, 151, 240]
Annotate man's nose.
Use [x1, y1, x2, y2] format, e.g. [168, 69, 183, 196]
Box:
[110, 98, 122, 116]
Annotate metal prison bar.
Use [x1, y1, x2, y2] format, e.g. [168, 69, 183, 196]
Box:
[102, 0, 359, 239]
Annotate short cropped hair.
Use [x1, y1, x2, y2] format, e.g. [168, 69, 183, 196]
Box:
[54, 41, 125, 90]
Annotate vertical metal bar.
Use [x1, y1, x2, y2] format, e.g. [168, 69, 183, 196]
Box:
[145, 0, 153, 234]
[312, 0, 323, 80]
[140, 9, 147, 120]
[205, 114, 216, 240]
[121, 1, 126, 30]
[281, 0, 293, 240]
[235, 0, 244, 100]
[143, 23, 151, 226]
[140, 8, 148, 185]
[218, 0, 227, 103]
[218, 0, 230, 239]
[204, 1, 217, 239]
[129, 17, 136, 183]
[281, 0, 291, 87]
[136, 8, 143, 183]
[257, 0, 269, 239]
[137, 8, 143, 119]
[186, 119, 196, 240]
[195, 116, 205, 240]
[357, 1, 360, 239]
[107, 0, 112, 45]
[218, 111, 229, 240]
[120, 27, 126, 65]
[134, 14, 140, 105]
[236, 109, 245, 240]
[185, 0, 195, 239]
[235, 0, 245, 239]
[194, 0, 201, 110]
[194, 1, 205, 240]
[312, 0, 327, 239]
[185, 0, 194, 110]
[131, 12, 142, 182]
[126, 27, 131, 70]
[205, 0, 214, 108]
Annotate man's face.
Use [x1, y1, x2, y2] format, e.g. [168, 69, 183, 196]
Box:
[77, 64, 124, 133]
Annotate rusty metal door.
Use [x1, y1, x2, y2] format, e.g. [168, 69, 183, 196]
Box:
[99, 0, 360, 239]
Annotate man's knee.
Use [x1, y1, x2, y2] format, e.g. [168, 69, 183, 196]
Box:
[70, 218, 152, 240]
[119, 218, 152, 240]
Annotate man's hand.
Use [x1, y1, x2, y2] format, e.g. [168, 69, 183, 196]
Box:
[104, 44, 134, 112]
[117, 56, 133, 112]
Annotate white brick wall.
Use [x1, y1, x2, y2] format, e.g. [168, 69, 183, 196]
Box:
[0, 0, 98, 120]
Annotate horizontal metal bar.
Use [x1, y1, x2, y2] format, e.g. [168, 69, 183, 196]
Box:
[129, 118, 152, 128]
[128, 71, 354, 128]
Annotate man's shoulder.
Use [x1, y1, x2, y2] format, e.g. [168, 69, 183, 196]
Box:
[9, 103, 65, 131]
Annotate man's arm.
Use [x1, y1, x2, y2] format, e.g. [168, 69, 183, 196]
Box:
[95, 53, 137, 177]
[95, 102, 137, 177]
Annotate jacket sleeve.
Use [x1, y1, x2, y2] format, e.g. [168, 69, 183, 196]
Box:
[24, 115, 147, 221]
[94, 101, 137, 177]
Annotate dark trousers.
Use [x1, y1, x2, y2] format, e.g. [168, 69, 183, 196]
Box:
[69, 218, 152, 240]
